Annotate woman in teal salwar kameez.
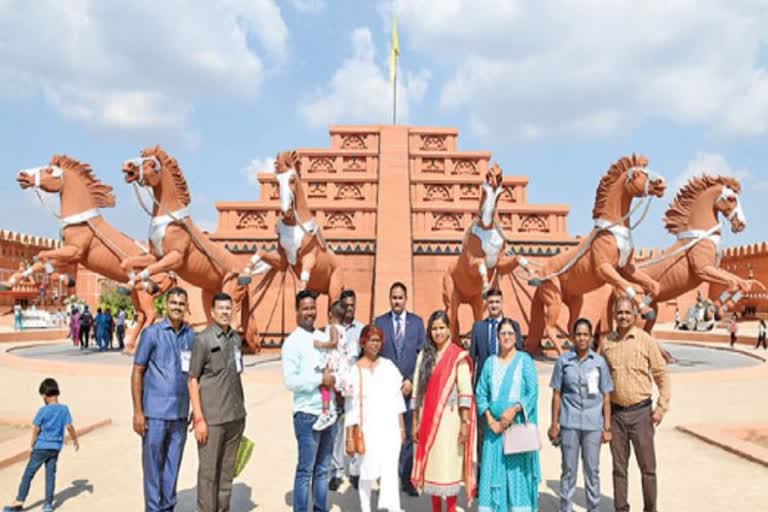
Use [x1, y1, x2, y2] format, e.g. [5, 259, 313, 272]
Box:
[476, 318, 541, 512]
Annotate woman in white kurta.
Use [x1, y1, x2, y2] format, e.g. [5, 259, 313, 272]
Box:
[345, 325, 406, 512]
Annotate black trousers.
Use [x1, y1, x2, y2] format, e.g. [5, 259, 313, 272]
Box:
[79, 326, 90, 347]
[755, 334, 767, 349]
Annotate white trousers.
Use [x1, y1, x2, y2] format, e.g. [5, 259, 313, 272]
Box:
[358, 469, 402, 512]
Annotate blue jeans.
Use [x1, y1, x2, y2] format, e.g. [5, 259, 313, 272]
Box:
[14, 315, 23, 331]
[292, 412, 337, 512]
[142, 418, 187, 512]
[16, 449, 59, 505]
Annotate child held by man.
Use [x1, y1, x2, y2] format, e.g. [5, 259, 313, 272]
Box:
[3, 378, 79, 512]
[312, 300, 354, 431]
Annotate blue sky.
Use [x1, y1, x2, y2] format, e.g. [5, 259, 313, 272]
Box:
[1, 0, 766, 251]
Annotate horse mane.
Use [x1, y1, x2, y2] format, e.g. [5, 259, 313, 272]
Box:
[143, 145, 191, 206]
[50, 154, 115, 208]
[592, 154, 647, 219]
[663, 174, 741, 234]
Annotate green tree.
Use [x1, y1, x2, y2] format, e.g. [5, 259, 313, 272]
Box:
[98, 281, 135, 320]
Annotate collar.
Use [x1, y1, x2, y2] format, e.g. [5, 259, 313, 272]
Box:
[392, 311, 406, 322]
[160, 318, 189, 334]
[595, 218, 631, 237]
[61, 208, 101, 227]
[343, 320, 362, 330]
[213, 323, 233, 338]
[151, 207, 191, 226]
[610, 326, 638, 342]
[487, 315, 502, 324]
[565, 348, 596, 361]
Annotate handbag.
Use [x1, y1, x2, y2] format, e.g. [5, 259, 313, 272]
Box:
[502, 405, 541, 455]
[234, 435, 254, 478]
[345, 366, 366, 456]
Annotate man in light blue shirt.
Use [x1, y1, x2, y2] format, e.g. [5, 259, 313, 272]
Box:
[282, 289, 337, 512]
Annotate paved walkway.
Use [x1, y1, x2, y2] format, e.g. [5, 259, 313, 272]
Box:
[0, 338, 766, 511]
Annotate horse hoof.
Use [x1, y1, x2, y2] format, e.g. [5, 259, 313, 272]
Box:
[144, 280, 159, 294]
[116, 286, 132, 296]
[528, 278, 543, 287]
[642, 310, 656, 321]
[237, 276, 252, 286]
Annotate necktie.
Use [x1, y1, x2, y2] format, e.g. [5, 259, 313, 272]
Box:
[489, 319, 498, 356]
[395, 316, 404, 351]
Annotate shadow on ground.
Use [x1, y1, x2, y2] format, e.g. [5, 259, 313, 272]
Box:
[177, 482, 258, 511]
[25, 479, 94, 510]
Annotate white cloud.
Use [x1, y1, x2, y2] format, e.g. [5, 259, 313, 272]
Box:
[674, 152, 751, 192]
[242, 157, 276, 186]
[289, 0, 326, 13]
[299, 27, 430, 126]
[388, 0, 768, 140]
[0, 0, 288, 136]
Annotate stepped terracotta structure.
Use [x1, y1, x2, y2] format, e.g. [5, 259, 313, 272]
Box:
[213, 125, 575, 347]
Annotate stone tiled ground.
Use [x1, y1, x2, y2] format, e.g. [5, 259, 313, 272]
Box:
[0, 339, 766, 511]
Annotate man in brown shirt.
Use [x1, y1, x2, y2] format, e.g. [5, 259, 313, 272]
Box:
[602, 297, 670, 512]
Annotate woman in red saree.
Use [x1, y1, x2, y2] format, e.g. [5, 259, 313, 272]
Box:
[411, 310, 476, 512]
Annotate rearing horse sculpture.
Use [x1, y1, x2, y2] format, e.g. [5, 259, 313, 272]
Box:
[442, 162, 532, 340]
[526, 154, 667, 354]
[242, 150, 344, 300]
[637, 175, 764, 331]
[0, 155, 170, 351]
[120, 145, 251, 335]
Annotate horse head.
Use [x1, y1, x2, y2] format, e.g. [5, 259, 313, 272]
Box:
[479, 162, 504, 227]
[123, 145, 190, 211]
[122, 149, 161, 188]
[714, 182, 746, 233]
[663, 175, 746, 235]
[274, 150, 302, 218]
[16, 164, 64, 193]
[624, 161, 666, 200]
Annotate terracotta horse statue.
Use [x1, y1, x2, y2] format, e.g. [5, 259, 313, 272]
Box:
[442, 162, 533, 340]
[526, 154, 667, 354]
[637, 175, 764, 331]
[241, 150, 344, 300]
[0, 155, 170, 351]
[120, 145, 252, 341]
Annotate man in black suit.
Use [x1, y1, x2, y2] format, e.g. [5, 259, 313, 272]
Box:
[468, 288, 522, 479]
[375, 282, 425, 497]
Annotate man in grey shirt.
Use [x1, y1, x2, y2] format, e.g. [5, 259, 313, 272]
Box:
[188, 292, 246, 512]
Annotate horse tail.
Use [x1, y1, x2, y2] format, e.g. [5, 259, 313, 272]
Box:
[442, 271, 454, 310]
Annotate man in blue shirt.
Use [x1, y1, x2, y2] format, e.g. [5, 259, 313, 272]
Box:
[282, 289, 337, 512]
[131, 287, 194, 512]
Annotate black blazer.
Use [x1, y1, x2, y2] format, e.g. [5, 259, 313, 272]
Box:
[375, 311, 425, 383]
[469, 317, 522, 388]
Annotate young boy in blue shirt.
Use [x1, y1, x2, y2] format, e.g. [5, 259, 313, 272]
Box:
[3, 378, 79, 512]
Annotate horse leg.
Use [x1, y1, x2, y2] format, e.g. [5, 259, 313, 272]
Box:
[468, 255, 490, 294]
[298, 251, 317, 291]
[328, 267, 343, 303]
[201, 289, 214, 325]
[0, 260, 46, 290]
[565, 294, 584, 350]
[32, 245, 84, 287]
[126, 289, 157, 354]
[134, 250, 183, 293]
[222, 275, 245, 332]
[450, 288, 462, 343]
[242, 250, 283, 278]
[538, 280, 564, 354]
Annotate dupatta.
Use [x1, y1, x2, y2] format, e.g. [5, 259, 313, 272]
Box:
[411, 342, 476, 498]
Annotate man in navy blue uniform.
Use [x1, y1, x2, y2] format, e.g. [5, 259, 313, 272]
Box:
[375, 282, 425, 497]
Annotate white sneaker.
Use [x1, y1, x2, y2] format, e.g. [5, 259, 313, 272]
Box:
[312, 409, 337, 431]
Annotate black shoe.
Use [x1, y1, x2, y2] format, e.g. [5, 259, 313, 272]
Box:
[401, 481, 419, 497]
[328, 477, 343, 492]
[350, 475, 359, 490]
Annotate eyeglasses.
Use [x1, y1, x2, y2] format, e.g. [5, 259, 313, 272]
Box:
[498, 331, 516, 337]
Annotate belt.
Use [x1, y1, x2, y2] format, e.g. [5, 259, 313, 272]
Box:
[611, 398, 652, 412]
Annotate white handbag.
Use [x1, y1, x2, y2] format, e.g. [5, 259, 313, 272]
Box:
[502, 405, 541, 455]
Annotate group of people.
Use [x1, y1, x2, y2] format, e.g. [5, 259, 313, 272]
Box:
[282, 285, 671, 512]
[4, 281, 671, 512]
[68, 305, 127, 351]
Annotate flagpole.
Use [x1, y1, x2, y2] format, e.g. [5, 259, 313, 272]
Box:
[393, 69, 397, 125]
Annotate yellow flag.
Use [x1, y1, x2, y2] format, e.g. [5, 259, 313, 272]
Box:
[389, 16, 399, 84]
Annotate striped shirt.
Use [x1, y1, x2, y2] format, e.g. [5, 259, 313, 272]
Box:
[602, 327, 670, 415]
